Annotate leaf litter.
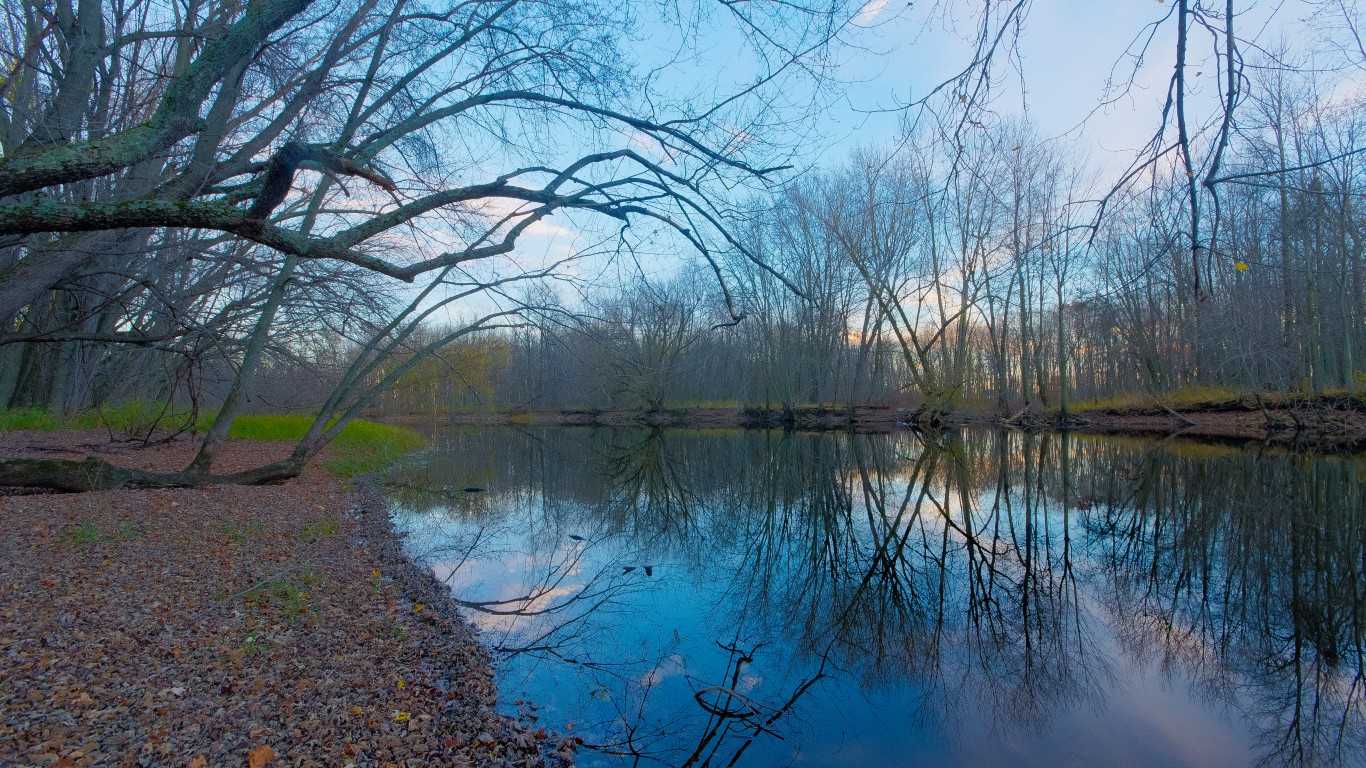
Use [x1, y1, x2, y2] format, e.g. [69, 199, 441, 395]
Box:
[0, 430, 575, 767]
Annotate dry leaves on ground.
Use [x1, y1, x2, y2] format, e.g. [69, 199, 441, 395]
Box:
[0, 430, 571, 768]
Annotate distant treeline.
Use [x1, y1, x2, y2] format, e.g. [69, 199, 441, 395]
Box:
[368, 63, 1365, 416]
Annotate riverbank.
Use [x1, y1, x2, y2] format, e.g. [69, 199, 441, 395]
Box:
[0, 430, 570, 768]
[1066, 393, 1366, 450]
[431, 405, 914, 431]
[407, 398, 1366, 451]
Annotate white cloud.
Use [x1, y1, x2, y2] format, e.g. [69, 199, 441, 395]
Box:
[856, 0, 894, 25]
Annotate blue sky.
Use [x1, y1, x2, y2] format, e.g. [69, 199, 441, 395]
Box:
[436, 0, 1353, 313]
[807, 0, 1345, 168]
[504, 1, 1187, 282]
[827, 1, 1195, 160]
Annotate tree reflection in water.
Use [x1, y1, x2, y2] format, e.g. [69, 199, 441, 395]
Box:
[388, 428, 1365, 767]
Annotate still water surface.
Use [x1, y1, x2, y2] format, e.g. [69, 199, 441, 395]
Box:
[386, 428, 1365, 767]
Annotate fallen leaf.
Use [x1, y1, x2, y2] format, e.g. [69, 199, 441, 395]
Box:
[393, 710, 411, 721]
[248, 744, 275, 768]
[189, 757, 208, 768]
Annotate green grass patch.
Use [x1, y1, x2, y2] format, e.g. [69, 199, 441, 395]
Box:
[247, 580, 306, 621]
[1161, 385, 1243, 407]
[240, 629, 269, 659]
[110, 521, 141, 542]
[300, 516, 339, 542]
[221, 523, 245, 544]
[0, 407, 423, 476]
[1319, 386, 1366, 405]
[0, 407, 60, 431]
[1072, 384, 1366, 413]
[222, 414, 318, 440]
[64, 521, 100, 549]
[62, 520, 146, 547]
[241, 568, 326, 623]
[324, 420, 428, 476]
[66, 401, 196, 432]
[0, 401, 198, 433]
[1073, 385, 1246, 413]
[1070, 393, 1141, 412]
[220, 520, 264, 544]
[224, 414, 426, 476]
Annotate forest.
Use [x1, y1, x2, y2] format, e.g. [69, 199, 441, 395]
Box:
[1, 0, 1364, 486]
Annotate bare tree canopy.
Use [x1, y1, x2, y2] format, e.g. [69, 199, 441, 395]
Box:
[0, 0, 858, 487]
[2, 0, 1363, 490]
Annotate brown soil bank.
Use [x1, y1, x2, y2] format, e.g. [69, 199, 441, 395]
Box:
[0, 431, 570, 768]
[1066, 395, 1366, 451]
[424, 398, 1366, 451]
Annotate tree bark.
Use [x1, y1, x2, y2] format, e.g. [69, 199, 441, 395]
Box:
[0, 454, 306, 492]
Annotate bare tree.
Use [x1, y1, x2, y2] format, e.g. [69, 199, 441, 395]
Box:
[0, 0, 860, 488]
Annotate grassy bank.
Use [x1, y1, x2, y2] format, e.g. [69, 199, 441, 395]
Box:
[225, 414, 427, 476]
[0, 401, 197, 432]
[1070, 384, 1366, 414]
[0, 406, 426, 477]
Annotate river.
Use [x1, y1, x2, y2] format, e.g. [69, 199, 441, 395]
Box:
[387, 427, 1365, 767]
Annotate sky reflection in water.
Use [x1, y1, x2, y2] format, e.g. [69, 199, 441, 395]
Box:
[387, 428, 1366, 767]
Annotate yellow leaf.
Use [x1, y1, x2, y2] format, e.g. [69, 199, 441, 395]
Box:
[397, 679, 405, 690]
[372, 570, 380, 578]
[394, 710, 411, 721]
[1235, 261, 1249, 271]
[414, 603, 424, 612]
